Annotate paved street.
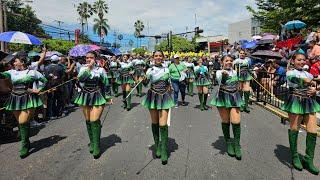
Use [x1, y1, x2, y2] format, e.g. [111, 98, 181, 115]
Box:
[0, 91, 320, 180]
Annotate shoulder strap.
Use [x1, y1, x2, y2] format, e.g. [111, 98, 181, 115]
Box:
[173, 63, 181, 77]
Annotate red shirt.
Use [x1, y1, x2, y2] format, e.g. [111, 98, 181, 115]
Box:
[310, 61, 320, 77]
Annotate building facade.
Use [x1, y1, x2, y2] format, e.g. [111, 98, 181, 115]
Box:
[228, 18, 261, 43]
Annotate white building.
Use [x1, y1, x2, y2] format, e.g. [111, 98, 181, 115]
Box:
[228, 18, 261, 43]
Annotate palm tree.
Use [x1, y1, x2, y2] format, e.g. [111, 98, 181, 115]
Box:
[134, 20, 144, 47]
[93, 0, 108, 19]
[76, 2, 93, 34]
[92, 0, 110, 45]
[93, 18, 110, 45]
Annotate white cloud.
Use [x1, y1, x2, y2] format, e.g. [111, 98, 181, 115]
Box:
[30, 0, 256, 36]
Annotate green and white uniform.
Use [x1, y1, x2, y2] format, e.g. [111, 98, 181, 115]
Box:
[194, 65, 211, 86]
[281, 69, 320, 114]
[132, 59, 146, 77]
[116, 61, 135, 85]
[73, 66, 111, 106]
[210, 69, 244, 108]
[141, 65, 175, 110]
[1, 69, 47, 110]
[233, 58, 252, 81]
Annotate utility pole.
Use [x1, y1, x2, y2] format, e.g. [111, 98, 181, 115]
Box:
[0, 1, 4, 52]
[54, 20, 64, 39]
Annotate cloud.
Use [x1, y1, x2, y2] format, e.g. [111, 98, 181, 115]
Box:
[31, 0, 256, 37]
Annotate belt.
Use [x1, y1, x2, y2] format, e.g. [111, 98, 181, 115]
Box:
[220, 86, 238, 93]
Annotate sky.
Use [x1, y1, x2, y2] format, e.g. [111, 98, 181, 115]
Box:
[29, 0, 257, 50]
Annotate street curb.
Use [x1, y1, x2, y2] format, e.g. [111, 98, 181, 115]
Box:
[252, 99, 320, 137]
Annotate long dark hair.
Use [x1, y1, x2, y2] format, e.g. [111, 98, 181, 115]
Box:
[153, 50, 164, 57]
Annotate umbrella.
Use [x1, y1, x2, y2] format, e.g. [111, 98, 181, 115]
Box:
[0, 31, 41, 45]
[28, 51, 40, 57]
[69, 44, 101, 57]
[252, 35, 262, 40]
[46, 51, 62, 57]
[251, 50, 283, 59]
[99, 47, 114, 56]
[111, 48, 121, 56]
[0, 51, 8, 60]
[284, 20, 306, 30]
[262, 34, 277, 40]
[242, 41, 257, 49]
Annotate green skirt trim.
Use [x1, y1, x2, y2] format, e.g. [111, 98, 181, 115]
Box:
[5, 93, 43, 111]
[73, 90, 110, 106]
[141, 89, 175, 110]
[195, 77, 211, 86]
[116, 76, 135, 85]
[281, 94, 320, 114]
[210, 90, 244, 108]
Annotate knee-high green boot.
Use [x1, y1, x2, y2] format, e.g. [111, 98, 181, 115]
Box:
[221, 123, 235, 157]
[138, 83, 143, 97]
[302, 132, 319, 175]
[232, 123, 242, 160]
[288, 129, 303, 170]
[122, 91, 127, 108]
[19, 123, 30, 159]
[91, 120, 101, 159]
[86, 121, 93, 154]
[188, 82, 193, 96]
[113, 83, 119, 97]
[240, 91, 244, 112]
[126, 91, 132, 111]
[160, 125, 168, 165]
[152, 123, 161, 158]
[203, 93, 208, 110]
[243, 91, 250, 113]
[198, 93, 204, 111]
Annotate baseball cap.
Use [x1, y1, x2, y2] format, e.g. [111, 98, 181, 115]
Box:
[173, 54, 180, 59]
[50, 55, 60, 62]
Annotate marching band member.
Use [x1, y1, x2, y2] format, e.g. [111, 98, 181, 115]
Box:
[233, 50, 252, 113]
[141, 51, 175, 165]
[73, 51, 113, 159]
[132, 54, 146, 97]
[281, 52, 319, 175]
[0, 55, 47, 158]
[184, 57, 195, 96]
[194, 58, 211, 111]
[210, 55, 244, 160]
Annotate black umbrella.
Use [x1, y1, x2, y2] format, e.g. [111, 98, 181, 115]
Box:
[251, 50, 283, 60]
[99, 47, 115, 56]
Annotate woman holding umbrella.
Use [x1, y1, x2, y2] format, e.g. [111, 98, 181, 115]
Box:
[0, 55, 47, 158]
[116, 54, 135, 111]
[194, 58, 211, 111]
[141, 50, 175, 165]
[210, 55, 244, 160]
[281, 52, 319, 175]
[233, 50, 252, 113]
[73, 51, 113, 159]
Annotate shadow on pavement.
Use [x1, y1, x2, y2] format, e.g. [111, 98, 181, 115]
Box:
[0, 124, 46, 145]
[148, 138, 179, 159]
[274, 144, 296, 168]
[100, 134, 122, 155]
[130, 103, 140, 109]
[29, 135, 67, 154]
[211, 136, 227, 155]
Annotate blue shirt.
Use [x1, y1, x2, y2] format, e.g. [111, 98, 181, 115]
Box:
[275, 66, 286, 84]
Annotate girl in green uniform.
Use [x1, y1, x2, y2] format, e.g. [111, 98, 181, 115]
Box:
[210, 55, 244, 160]
[73, 52, 113, 159]
[233, 50, 252, 113]
[117, 54, 134, 110]
[0, 56, 47, 158]
[194, 58, 211, 111]
[281, 53, 319, 175]
[141, 51, 175, 165]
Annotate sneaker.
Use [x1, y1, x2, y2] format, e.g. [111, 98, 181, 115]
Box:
[174, 104, 179, 108]
[181, 101, 187, 106]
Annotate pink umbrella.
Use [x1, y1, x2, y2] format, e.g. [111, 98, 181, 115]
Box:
[262, 34, 276, 40]
[69, 44, 101, 57]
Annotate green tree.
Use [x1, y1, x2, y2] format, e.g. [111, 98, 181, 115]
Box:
[6, 1, 47, 38]
[92, 0, 110, 45]
[134, 20, 144, 47]
[156, 36, 196, 52]
[247, 0, 320, 33]
[76, 1, 93, 34]
[132, 48, 147, 55]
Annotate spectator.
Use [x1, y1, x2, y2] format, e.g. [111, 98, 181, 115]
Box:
[306, 28, 316, 44]
[309, 56, 320, 78]
[272, 59, 286, 87]
[308, 40, 320, 59]
[44, 55, 66, 119]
